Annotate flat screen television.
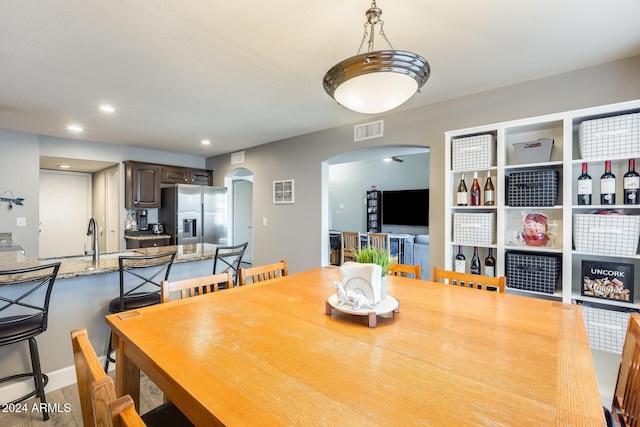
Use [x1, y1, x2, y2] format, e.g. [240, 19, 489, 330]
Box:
[382, 189, 429, 226]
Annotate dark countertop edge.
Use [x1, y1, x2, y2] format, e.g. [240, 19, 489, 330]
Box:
[0, 244, 218, 281]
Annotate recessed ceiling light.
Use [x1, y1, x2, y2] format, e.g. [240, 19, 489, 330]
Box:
[99, 104, 115, 113]
[57, 164, 71, 169]
[201, 139, 211, 145]
[67, 124, 83, 133]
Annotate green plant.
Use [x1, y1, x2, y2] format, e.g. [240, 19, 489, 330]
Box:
[354, 246, 390, 276]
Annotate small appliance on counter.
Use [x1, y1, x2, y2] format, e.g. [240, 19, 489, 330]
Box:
[137, 209, 148, 231]
[150, 223, 164, 234]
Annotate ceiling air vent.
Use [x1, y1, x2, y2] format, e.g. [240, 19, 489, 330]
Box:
[354, 120, 384, 142]
[230, 151, 245, 164]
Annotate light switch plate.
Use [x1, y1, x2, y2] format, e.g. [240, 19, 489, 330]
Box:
[17, 217, 26, 227]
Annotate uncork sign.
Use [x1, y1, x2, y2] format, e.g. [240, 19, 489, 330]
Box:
[582, 260, 634, 303]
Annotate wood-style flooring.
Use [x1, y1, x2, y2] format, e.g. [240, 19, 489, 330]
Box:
[0, 373, 162, 427]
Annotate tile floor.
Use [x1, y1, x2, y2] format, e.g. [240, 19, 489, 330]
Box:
[0, 373, 162, 427]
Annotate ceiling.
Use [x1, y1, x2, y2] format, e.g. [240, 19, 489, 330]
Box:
[1, 1, 639, 158]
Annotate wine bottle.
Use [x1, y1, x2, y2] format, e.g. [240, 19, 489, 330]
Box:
[577, 162, 592, 205]
[470, 246, 481, 275]
[470, 172, 481, 206]
[600, 160, 616, 205]
[484, 248, 495, 277]
[457, 174, 468, 206]
[454, 245, 466, 273]
[484, 171, 495, 206]
[624, 159, 640, 205]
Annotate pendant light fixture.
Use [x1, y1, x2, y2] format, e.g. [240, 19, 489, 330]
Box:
[323, 1, 430, 114]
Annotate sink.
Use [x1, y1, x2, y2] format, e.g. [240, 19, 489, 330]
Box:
[39, 251, 141, 263]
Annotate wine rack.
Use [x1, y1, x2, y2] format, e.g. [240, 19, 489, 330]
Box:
[444, 99, 640, 310]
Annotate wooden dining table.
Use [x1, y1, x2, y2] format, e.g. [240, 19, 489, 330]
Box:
[105, 266, 604, 426]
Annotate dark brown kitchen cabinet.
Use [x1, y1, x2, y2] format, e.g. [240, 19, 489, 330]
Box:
[124, 161, 161, 208]
[162, 166, 212, 185]
[162, 166, 190, 184]
[190, 168, 213, 185]
[126, 237, 170, 249]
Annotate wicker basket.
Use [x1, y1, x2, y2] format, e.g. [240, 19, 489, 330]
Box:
[573, 214, 640, 256]
[507, 170, 559, 207]
[579, 112, 640, 160]
[505, 251, 561, 294]
[451, 134, 495, 171]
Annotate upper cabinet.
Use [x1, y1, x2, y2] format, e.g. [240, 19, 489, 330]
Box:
[444, 99, 640, 310]
[189, 168, 213, 186]
[125, 161, 214, 208]
[162, 166, 213, 185]
[125, 161, 162, 208]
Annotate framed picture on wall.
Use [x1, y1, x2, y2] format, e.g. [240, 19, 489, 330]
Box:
[273, 179, 294, 204]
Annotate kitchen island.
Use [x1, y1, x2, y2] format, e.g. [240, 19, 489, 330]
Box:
[0, 244, 222, 404]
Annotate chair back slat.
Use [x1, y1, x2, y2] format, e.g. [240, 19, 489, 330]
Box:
[161, 271, 233, 303]
[340, 232, 361, 264]
[387, 263, 421, 279]
[239, 260, 288, 286]
[613, 313, 640, 427]
[432, 267, 505, 293]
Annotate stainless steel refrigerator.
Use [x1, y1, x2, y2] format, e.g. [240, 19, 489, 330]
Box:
[159, 184, 228, 245]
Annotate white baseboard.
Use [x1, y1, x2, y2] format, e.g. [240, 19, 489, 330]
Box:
[0, 356, 114, 404]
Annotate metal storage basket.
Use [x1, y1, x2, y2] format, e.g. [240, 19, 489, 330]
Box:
[451, 134, 495, 171]
[579, 112, 640, 160]
[573, 214, 640, 256]
[452, 213, 495, 246]
[579, 301, 633, 353]
[505, 251, 561, 294]
[507, 170, 559, 207]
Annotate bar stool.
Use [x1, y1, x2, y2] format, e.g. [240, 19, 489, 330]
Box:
[212, 242, 248, 288]
[0, 262, 61, 421]
[104, 252, 176, 372]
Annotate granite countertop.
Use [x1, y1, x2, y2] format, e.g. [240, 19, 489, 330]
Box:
[124, 234, 171, 240]
[0, 243, 219, 280]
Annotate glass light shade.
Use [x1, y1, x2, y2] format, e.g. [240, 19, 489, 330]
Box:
[323, 50, 430, 114]
[334, 72, 418, 114]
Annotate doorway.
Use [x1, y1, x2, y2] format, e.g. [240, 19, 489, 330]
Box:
[39, 170, 92, 258]
[225, 168, 254, 264]
[233, 180, 253, 263]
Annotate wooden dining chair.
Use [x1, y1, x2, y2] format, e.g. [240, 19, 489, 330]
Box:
[387, 263, 422, 280]
[612, 312, 640, 426]
[239, 260, 288, 286]
[432, 267, 505, 293]
[71, 328, 193, 427]
[160, 271, 233, 303]
[340, 231, 361, 264]
[110, 394, 147, 427]
[367, 232, 397, 263]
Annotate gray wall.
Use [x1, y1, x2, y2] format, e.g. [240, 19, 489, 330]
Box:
[329, 152, 430, 234]
[206, 55, 640, 277]
[0, 133, 207, 257]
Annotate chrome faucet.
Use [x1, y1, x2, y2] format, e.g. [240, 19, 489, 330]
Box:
[86, 217, 100, 262]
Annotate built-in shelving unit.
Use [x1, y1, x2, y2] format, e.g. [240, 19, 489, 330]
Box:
[444, 99, 640, 309]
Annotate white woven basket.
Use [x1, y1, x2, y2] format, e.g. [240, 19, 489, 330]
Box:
[573, 214, 640, 256]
